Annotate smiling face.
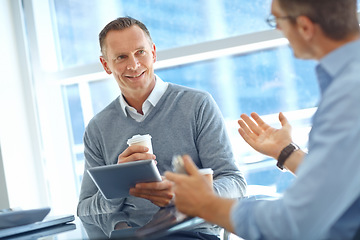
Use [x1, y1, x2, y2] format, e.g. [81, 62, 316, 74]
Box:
[100, 25, 157, 100]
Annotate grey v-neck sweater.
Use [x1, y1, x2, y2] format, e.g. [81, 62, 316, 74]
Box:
[78, 83, 246, 235]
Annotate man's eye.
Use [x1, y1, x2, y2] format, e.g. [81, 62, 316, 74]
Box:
[138, 50, 145, 54]
[114, 55, 127, 62]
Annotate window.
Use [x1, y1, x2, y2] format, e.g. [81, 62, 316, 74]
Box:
[50, 0, 272, 69]
[20, 0, 360, 213]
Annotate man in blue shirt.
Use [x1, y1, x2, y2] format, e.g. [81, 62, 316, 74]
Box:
[166, 0, 360, 239]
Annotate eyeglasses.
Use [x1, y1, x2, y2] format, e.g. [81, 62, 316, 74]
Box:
[266, 14, 294, 28]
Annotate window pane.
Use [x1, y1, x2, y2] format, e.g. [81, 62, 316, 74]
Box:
[88, 78, 120, 115]
[63, 84, 85, 146]
[245, 163, 295, 195]
[51, 0, 272, 69]
[156, 46, 319, 119]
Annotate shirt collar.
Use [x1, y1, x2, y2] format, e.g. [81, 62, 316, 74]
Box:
[119, 74, 168, 116]
[146, 75, 168, 107]
[316, 39, 360, 94]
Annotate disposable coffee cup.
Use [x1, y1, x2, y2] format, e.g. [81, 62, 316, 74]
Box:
[127, 134, 153, 154]
[198, 168, 213, 184]
[198, 168, 213, 175]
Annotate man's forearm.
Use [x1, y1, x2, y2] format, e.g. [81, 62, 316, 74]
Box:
[198, 196, 237, 234]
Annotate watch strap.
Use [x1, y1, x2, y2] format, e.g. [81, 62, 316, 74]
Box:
[277, 143, 299, 170]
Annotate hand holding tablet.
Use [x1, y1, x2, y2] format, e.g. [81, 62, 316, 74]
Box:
[88, 135, 212, 200]
[88, 159, 162, 199]
[88, 134, 161, 199]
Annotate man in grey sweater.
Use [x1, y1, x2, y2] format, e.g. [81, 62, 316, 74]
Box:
[77, 16, 246, 239]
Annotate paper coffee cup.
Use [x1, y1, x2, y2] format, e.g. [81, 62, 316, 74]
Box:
[198, 168, 213, 185]
[198, 168, 213, 175]
[127, 134, 153, 154]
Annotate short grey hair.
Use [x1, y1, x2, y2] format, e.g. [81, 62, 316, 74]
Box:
[99, 17, 153, 57]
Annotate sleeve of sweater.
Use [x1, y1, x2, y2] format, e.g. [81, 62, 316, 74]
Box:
[77, 120, 127, 218]
[195, 92, 247, 198]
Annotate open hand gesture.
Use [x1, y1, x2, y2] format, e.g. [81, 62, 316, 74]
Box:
[238, 112, 293, 159]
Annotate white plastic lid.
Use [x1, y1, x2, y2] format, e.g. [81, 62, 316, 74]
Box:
[198, 168, 213, 175]
[127, 134, 152, 145]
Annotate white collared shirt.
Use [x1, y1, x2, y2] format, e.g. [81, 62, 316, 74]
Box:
[119, 75, 168, 122]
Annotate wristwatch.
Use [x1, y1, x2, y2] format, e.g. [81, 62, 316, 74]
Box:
[277, 143, 299, 170]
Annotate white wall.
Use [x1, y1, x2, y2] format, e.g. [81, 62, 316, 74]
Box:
[0, 0, 49, 209]
[0, 143, 9, 209]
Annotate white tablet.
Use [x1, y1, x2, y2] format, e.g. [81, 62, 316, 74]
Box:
[87, 160, 162, 199]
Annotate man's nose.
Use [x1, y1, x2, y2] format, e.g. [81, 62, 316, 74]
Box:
[126, 55, 140, 70]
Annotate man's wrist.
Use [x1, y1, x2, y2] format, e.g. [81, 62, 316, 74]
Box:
[276, 143, 299, 170]
[200, 196, 237, 232]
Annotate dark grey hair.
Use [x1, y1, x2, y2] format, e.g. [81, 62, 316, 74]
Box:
[99, 17, 153, 57]
[278, 0, 359, 40]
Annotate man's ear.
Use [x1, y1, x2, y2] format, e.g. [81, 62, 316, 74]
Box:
[296, 16, 316, 41]
[152, 43, 157, 63]
[100, 56, 112, 74]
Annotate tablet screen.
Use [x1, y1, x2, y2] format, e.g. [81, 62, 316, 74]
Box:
[88, 160, 162, 199]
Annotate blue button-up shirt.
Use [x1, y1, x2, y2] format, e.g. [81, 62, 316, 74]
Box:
[231, 40, 360, 239]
